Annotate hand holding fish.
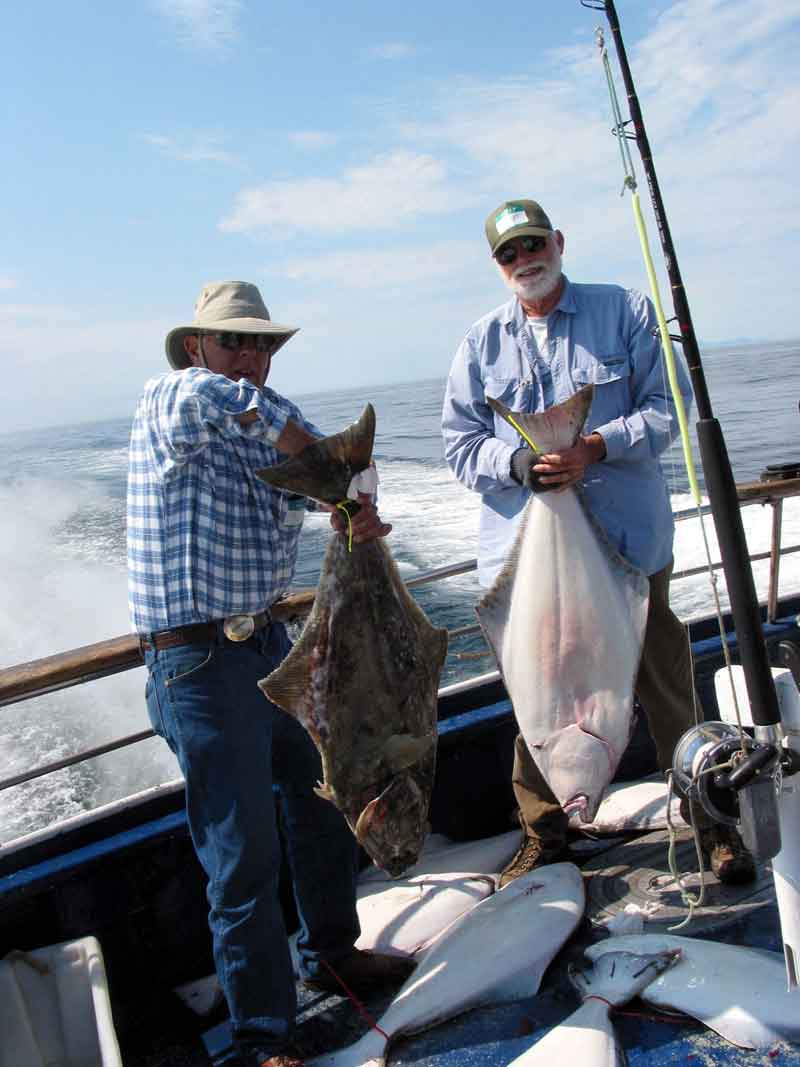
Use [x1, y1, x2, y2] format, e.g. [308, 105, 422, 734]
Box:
[328, 492, 392, 542]
[531, 432, 606, 492]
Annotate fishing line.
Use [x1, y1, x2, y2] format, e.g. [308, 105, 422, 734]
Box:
[318, 959, 391, 1040]
[593, 27, 747, 744]
[335, 500, 356, 552]
[504, 412, 541, 455]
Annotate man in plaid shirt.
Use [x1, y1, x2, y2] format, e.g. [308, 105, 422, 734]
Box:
[127, 281, 413, 1067]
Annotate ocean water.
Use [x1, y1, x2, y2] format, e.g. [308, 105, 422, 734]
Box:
[1, 341, 799, 844]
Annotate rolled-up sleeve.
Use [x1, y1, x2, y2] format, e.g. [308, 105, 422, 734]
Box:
[594, 290, 692, 464]
[147, 368, 290, 461]
[442, 335, 518, 493]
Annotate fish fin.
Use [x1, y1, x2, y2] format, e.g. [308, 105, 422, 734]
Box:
[384, 732, 435, 773]
[314, 782, 336, 804]
[306, 1028, 387, 1067]
[488, 385, 593, 452]
[257, 666, 309, 719]
[255, 404, 375, 504]
[569, 949, 681, 1006]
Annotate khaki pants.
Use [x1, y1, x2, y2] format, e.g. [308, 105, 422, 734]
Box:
[511, 560, 699, 842]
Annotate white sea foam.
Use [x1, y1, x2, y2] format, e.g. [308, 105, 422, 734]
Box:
[0, 480, 177, 844]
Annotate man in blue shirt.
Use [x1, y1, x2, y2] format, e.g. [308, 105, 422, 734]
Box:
[442, 201, 755, 889]
[128, 281, 412, 1067]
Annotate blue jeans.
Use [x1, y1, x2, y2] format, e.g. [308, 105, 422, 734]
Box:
[144, 622, 360, 1050]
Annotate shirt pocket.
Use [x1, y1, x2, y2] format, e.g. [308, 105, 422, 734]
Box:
[571, 353, 631, 426]
[484, 375, 533, 445]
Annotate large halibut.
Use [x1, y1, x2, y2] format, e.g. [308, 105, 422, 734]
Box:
[476, 386, 649, 823]
[256, 405, 448, 876]
[308, 863, 586, 1067]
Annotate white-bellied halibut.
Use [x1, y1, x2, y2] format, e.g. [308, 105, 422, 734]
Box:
[308, 862, 585, 1067]
[476, 386, 649, 823]
[507, 946, 680, 1066]
[586, 933, 800, 1049]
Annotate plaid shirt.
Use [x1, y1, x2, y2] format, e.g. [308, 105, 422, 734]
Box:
[127, 367, 320, 634]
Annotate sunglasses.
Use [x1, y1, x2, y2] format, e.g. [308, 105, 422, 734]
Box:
[206, 332, 274, 354]
[495, 235, 548, 266]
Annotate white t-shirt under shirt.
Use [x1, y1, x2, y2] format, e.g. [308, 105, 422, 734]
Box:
[526, 314, 549, 360]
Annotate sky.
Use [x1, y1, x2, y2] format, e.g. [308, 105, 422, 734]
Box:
[1, 0, 799, 432]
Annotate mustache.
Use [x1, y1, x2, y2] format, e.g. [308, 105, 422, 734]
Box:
[512, 262, 549, 282]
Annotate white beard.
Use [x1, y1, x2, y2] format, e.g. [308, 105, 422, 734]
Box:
[508, 255, 563, 304]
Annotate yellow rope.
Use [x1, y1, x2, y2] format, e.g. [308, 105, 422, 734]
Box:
[630, 191, 700, 502]
[335, 501, 354, 552]
[503, 412, 541, 454]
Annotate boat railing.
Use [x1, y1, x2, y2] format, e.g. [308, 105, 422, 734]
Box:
[0, 474, 798, 794]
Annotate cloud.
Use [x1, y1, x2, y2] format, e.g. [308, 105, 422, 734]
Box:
[143, 132, 242, 166]
[220, 150, 472, 234]
[0, 277, 18, 291]
[288, 130, 338, 151]
[283, 239, 479, 290]
[0, 303, 170, 432]
[149, 0, 241, 52]
[369, 42, 415, 60]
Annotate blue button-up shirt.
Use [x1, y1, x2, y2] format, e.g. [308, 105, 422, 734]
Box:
[127, 367, 320, 633]
[442, 278, 693, 586]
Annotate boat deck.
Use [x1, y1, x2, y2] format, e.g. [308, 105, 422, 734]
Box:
[120, 826, 793, 1067]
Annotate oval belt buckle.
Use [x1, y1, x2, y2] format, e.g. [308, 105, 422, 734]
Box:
[223, 614, 256, 642]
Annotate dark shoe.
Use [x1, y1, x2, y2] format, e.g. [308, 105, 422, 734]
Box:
[700, 824, 757, 885]
[498, 835, 567, 889]
[302, 949, 415, 997]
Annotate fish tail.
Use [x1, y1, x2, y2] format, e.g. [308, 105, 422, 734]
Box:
[256, 404, 376, 505]
[488, 385, 593, 452]
[307, 1031, 387, 1067]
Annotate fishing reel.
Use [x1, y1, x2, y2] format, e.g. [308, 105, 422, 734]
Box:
[672, 721, 784, 860]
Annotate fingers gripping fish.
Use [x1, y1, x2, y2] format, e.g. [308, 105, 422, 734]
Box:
[256, 405, 448, 877]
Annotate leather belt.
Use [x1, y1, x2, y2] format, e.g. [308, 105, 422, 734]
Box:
[140, 610, 272, 652]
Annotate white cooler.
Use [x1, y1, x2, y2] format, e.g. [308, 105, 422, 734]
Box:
[0, 936, 122, 1066]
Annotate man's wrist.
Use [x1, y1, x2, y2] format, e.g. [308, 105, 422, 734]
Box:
[587, 432, 607, 462]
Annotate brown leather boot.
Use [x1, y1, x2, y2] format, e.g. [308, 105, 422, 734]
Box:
[699, 823, 757, 885]
[498, 835, 568, 889]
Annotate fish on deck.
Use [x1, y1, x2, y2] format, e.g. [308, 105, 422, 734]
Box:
[308, 862, 586, 1067]
[567, 773, 685, 835]
[508, 946, 680, 1066]
[476, 386, 650, 824]
[355, 872, 497, 958]
[357, 829, 524, 887]
[256, 405, 449, 877]
[585, 933, 800, 1049]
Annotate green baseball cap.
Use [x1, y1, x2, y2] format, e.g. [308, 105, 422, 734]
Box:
[485, 199, 553, 256]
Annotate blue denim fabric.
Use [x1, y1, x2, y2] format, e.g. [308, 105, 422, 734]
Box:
[144, 622, 360, 1050]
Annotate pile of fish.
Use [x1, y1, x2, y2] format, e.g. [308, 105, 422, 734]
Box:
[309, 862, 586, 1067]
[476, 386, 650, 824]
[256, 404, 448, 877]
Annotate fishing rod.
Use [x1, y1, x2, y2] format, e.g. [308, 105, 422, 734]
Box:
[581, 0, 780, 732]
[583, 0, 800, 989]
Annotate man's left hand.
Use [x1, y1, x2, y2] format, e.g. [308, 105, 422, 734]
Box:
[533, 432, 606, 492]
[328, 492, 392, 542]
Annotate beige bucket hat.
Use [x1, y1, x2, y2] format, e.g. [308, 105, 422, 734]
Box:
[165, 280, 299, 369]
